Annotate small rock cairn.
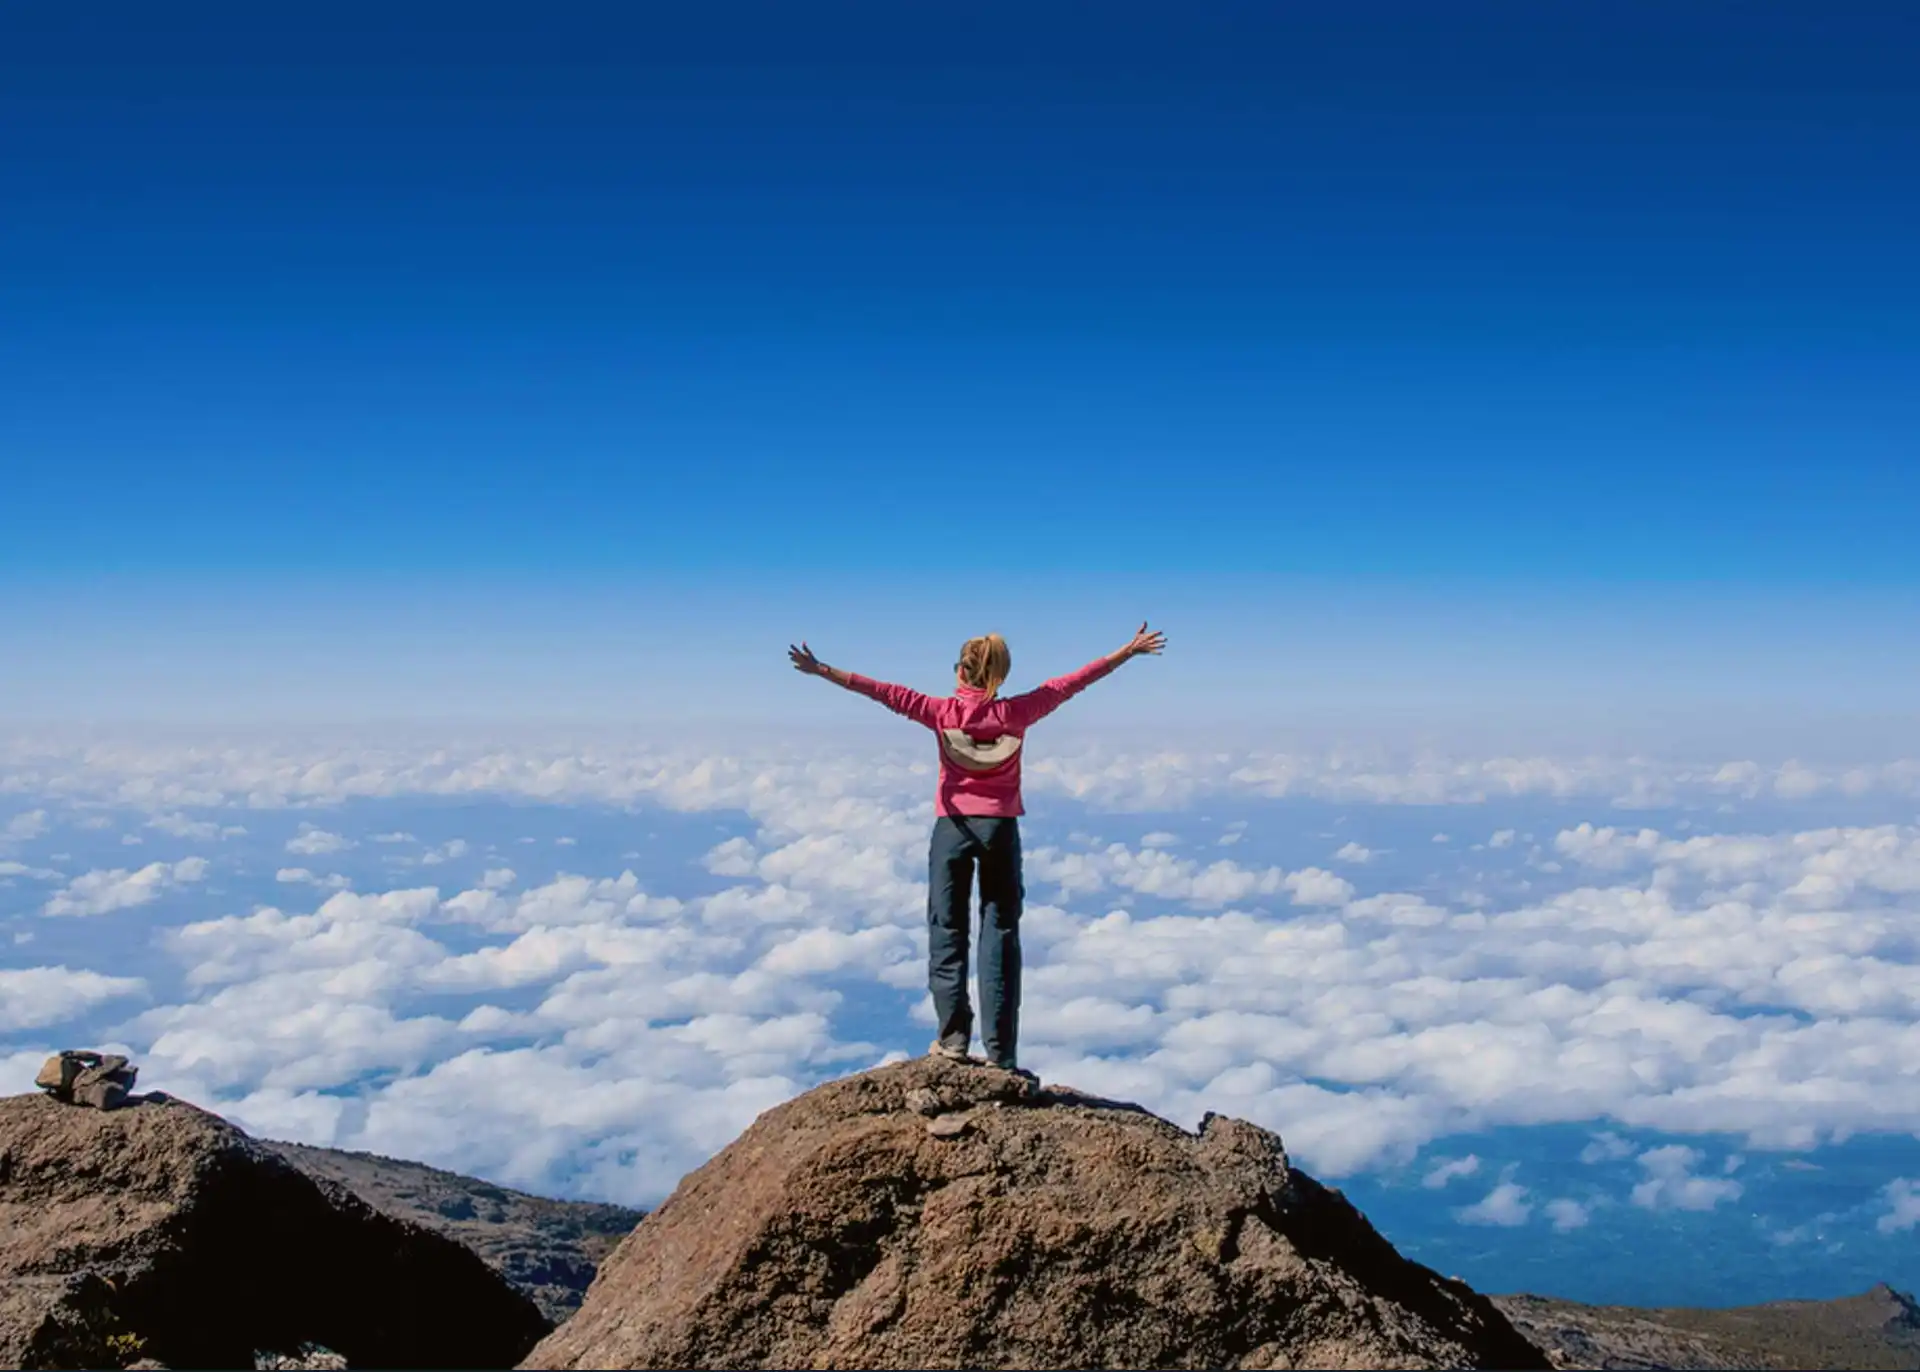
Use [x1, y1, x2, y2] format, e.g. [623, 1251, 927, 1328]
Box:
[34, 1050, 139, 1110]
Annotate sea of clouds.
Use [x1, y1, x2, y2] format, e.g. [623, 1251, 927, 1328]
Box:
[4, 731, 1918, 1304]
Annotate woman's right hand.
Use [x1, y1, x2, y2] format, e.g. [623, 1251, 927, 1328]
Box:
[1124, 622, 1167, 658]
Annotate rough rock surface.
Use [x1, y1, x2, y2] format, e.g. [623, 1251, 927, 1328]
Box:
[1492, 1282, 1920, 1370]
[268, 1139, 643, 1323]
[525, 1057, 1551, 1370]
[0, 1091, 550, 1370]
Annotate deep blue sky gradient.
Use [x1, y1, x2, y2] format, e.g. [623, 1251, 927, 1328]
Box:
[5, 1, 1917, 583]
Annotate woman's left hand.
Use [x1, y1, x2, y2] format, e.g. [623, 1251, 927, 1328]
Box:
[789, 641, 825, 676]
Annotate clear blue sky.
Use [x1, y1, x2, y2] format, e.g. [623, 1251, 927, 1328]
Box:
[3, 2, 1916, 725]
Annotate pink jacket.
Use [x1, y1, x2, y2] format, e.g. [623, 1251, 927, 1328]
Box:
[846, 656, 1121, 817]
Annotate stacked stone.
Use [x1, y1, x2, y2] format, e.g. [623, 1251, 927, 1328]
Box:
[34, 1051, 139, 1110]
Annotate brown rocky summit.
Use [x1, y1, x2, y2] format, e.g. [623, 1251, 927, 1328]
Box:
[526, 1056, 1551, 1370]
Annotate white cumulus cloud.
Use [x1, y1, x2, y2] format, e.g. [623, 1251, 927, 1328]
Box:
[1876, 1178, 1920, 1235]
[1580, 1132, 1636, 1163]
[4, 809, 50, 841]
[0, 966, 148, 1030]
[1630, 1145, 1744, 1212]
[43, 857, 210, 917]
[1456, 1181, 1531, 1226]
[148, 812, 245, 840]
[1543, 1198, 1591, 1231]
[286, 824, 355, 856]
[277, 868, 352, 891]
[1422, 1154, 1481, 1188]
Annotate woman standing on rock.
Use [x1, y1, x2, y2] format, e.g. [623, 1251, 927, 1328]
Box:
[789, 623, 1167, 1075]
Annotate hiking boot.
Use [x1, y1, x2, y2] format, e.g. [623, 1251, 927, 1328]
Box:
[989, 1059, 1038, 1084]
[928, 1038, 981, 1064]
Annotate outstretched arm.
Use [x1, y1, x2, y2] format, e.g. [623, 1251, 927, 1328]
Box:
[1005, 622, 1167, 729]
[789, 640, 941, 728]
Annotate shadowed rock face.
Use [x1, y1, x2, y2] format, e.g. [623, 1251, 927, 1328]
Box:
[525, 1057, 1551, 1371]
[0, 1092, 550, 1371]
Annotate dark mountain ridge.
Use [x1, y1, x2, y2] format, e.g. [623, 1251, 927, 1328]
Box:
[1492, 1281, 1920, 1370]
[265, 1140, 642, 1325]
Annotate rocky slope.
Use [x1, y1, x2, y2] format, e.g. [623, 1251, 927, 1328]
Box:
[1492, 1282, 1920, 1371]
[266, 1128, 1920, 1370]
[0, 1091, 550, 1370]
[268, 1140, 642, 1324]
[525, 1056, 1552, 1370]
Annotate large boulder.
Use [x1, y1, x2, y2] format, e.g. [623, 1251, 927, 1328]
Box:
[0, 1091, 550, 1370]
[526, 1057, 1550, 1370]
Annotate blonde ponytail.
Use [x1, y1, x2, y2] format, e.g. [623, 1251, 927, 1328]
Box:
[957, 633, 1011, 697]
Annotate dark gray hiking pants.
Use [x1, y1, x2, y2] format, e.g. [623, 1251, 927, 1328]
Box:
[927, 815, 1024, 1065]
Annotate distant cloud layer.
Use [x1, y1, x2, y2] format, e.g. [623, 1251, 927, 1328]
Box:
[3, 731, 1920, 1220]
[5, 734, 1920, 813]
